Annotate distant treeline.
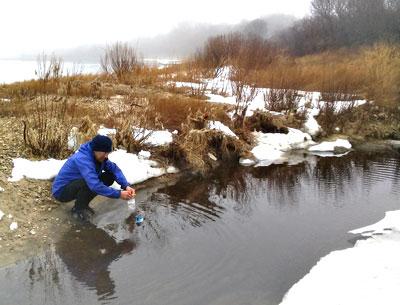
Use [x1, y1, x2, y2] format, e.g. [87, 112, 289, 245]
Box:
[277, 0, 400, 56]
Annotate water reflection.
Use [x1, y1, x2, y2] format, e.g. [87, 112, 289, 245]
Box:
[55, 224, 135, 302]
[150, 151, 400, 227]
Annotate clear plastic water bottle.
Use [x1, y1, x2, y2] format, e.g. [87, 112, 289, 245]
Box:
[135, 210, 145, 225]
[127, 198, 136, 210]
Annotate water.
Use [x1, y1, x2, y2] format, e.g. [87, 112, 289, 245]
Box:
[0, 152, 399, 305]
[0, 58, 178, 84]
[0, 59, 100, 84]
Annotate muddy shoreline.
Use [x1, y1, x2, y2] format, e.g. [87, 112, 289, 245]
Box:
[0, 116, 182, 267]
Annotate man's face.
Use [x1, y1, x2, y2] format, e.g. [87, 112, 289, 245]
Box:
[94, 151, 109, 162]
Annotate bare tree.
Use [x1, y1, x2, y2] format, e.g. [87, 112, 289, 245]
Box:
[100, 42, 142, 80]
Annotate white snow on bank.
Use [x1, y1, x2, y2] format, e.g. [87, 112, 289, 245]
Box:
[173, 68, 369, 145]
[250, 145, 285, 167]
[244, 128, 315, 167]
[280, 210, 400, 305]
[350, 210, 400, 237]
[205, 90, 266, 117]
[0, 186, 4, 192]
[255, 128, 314, 152]
[133, 128, 173, 146]
[304, 108, 322, 136]
[309, 151, 351, 158]
[8, 150, 178, 185]
[207, 121, 238, 138]
[69, 126, 172, 151]
[138, 150, 151, 159]
[98, 126, 116, 136]
[108, 149, 177, 185]
[8, 158, 67, 182]
[308, 139, 352, 152]
[0, 210, 4, 221]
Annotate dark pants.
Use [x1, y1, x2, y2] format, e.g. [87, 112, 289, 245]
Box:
[57, 172, 115, 211]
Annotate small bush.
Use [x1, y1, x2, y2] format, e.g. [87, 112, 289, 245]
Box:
[179, 129, 249, 173]
[100, 42, 142, 82]
[147, 95, 230, 131]
[245, 111, 288, 134]
[23, 96, 76, 158]
[263, 88, 301, 113]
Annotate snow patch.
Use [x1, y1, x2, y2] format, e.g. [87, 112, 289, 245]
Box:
[9, 150, 176, 184]
[8, 158, 66, 182]
[98, 126, 117, 136]
[245, 128, 314, 167]
[308, 139, 352, 152]
[107, 149, 168, 185]
[280, 210, 400, 305]
[254, 128, 314, 152]
[304, 108, 322, 136]
[0, 210, 4, 221]
[350, 210, 400, 237]
[133, 128, 173, 146]
[239, 158, 257, 166]
[207, 121, 238, 138]
[138, 150, 151, 159]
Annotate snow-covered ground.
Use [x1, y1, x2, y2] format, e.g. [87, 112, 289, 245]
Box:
[308, 138, 352, 152]
[240, 128, 315, 167]
[280, 210, 400, 305]
[8, 149, 177, 186]
[207, 120, 238, 138]
[172, 66, 365, 167]
[10, 123, 174, 184]
[132, 128, 173, 146]
[172, 66, 366, 142]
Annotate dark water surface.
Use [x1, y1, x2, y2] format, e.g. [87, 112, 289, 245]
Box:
[1, 152, 399, 305]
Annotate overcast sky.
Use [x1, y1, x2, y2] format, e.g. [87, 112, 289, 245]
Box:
[0, 0, 311, 58]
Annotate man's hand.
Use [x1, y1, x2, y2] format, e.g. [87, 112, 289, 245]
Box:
[126, 186, 136, 197]
[120, 190, 133, 200]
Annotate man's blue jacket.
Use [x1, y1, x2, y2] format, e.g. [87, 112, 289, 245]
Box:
[52, 141, 129, 200]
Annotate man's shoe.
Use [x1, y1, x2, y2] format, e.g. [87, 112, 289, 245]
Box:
[85, 206, 95, 215]
[71, 207, 91, 222]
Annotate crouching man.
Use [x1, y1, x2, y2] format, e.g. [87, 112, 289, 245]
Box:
[52, 135, 135, 221]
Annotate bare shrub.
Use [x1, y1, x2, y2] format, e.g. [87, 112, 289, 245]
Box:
[230, 72, 259, 127]
[147, 95, 229, 131]
[245, 111, 288, 134]
[263, 88, 301, 113]
[113, 95, 162, 153]
[22, 55, 76, 158]
[23, 96, 76, 158]
[179, 129, 248, 174]
[100, 42, 142, 82]
[317, 93, 357, 135]
[35, 53, 63, 85]
[229, 35, 278, 127]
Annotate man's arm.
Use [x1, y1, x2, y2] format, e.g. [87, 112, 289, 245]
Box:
[76, 158, 121, 198]
[105, 160, 130, 190]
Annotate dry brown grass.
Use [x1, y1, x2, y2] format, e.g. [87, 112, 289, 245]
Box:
[22, 95, 76, 158]
[178, 129, 249, 173]
[147, 95, 231, 131]
[256, 43, 400, 108]
[263, 88, 301, 113]
[245, 111, 289, 134]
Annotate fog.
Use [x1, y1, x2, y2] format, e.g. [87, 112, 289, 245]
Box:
[1, 0, 311, 60]
[36, 15, 296, 63]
